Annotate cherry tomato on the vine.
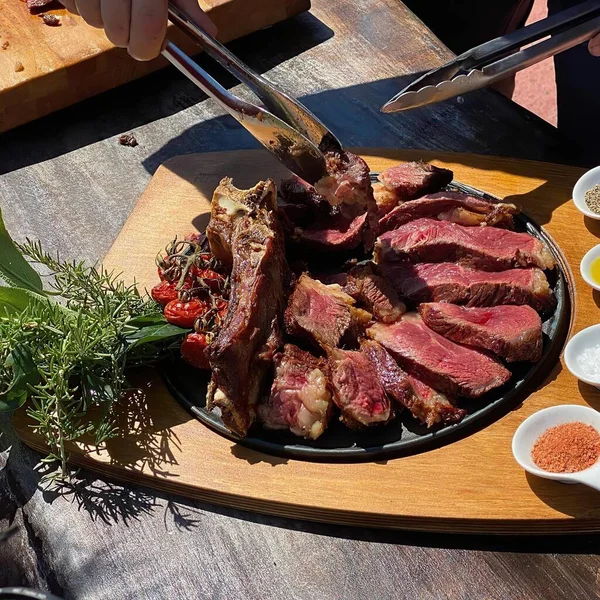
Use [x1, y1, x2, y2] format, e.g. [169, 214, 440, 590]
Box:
[164, 299, 209, 328]
[181, 332, 211, 370]
[151, 281, 179, 306]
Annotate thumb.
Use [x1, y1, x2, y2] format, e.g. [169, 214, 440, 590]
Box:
[589, 33, 600, 57]
[172, 0, 218, 37]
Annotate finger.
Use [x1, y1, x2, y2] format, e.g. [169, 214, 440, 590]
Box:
[75, 0, 103, 28]
[101, 0, 131, 48]
[128, 0, 168, 61]
[58, 0, 79, 14]
[173, 0, 217, 37]
[589, 34, 600, 57]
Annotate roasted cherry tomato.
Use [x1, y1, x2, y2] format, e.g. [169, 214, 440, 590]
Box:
[216, 299, 228, 321]
[151, 281, 179, 306]
[181, 332, 211, 370]
[190, 266, 225, 293]
[164, 299, 209, 328]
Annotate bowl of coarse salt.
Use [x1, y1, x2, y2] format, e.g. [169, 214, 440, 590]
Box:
[573, 165, 600, 220]
[564, 324, 600, 390]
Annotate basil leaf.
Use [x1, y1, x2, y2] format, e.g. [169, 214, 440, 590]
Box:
[126, 313, 168, 327]
[126, 323, 190, 349]
[0, 208, 44, 293]
[0, 344, 39, 412]
[0, 287, 48, 316]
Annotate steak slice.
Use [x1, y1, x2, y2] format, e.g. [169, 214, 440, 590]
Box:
[206, 186, 288, 437]
[327, 347, 392, 427]
[367, 313, 511, 397]
[374, 161, 454, 216]
[258, 344, 332, 439]
[380, 263, 555, 313]
[344, 263, 406, 323]
[361, 340, 465, 426]
[375, 218, 556, 271]
[379, 191, 519, 233]
[206, 178, 277, 268]
[293, 211, 368, 252]
[419, 302, 543, 362]
[285, 274, 371, 349]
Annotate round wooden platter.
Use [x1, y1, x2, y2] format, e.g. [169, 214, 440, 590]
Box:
[13, 148, 600, 534]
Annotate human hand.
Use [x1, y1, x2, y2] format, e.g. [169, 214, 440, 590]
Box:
[59, 0, 217, 61]
[590, 33, 600, 57]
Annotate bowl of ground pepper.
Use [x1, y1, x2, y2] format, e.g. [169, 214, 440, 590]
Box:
[573, 166, 600, 220]
[512, 405, 600, 491]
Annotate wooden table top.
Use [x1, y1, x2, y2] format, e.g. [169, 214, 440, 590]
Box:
[0, 1, 598, 598]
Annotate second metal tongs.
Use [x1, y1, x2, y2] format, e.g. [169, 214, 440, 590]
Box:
[162, 3, 341, 184]
[382, 0, 600, 113]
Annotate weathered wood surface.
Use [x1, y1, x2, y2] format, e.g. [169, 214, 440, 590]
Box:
[0, 0, 310, 133]
[1, 0, 599, 597]
[15, 148, 600, 534]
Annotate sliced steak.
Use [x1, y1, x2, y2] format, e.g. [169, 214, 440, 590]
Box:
[375, 218, 556, 271]
[206, 178, 277, 268]
[367, 313, 511, 398]
[379, 192, 519, 232]
[344, 263, 406, 323]
[361, 340, 465, 426]
[285, 274, 371, 349]
[258, 344, 332, 439]
[375, 161, 453, 216]
[293, 211, 368, 252]
[327, 347, 392, 427]
[380, 263, 555, 313]
[206, 186, 288, 437]
[419, 303, 543, 362]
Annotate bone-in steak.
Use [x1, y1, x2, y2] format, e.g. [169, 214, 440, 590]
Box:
[419, 303, 543, 362]
[344, 263, 406, 323]
[207, 178, 277, 268]
[380, 263, 555, 313]
[367, 313, 511, 397]
[327, 347, 392, 427]
[285, 274, 371, 349]
[361, 340, 465, 426]
[374, 161, 454, 216]
[258, 344, 332, 439]
[379, 191, 519, 232]
[207, 180, 288, 437]
[375, 218, 556, 271]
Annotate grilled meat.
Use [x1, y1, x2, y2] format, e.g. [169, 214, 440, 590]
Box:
[419, 302, 543, 362]
[258, 344, 332, 439]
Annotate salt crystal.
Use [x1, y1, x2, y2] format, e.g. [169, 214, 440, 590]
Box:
[577, 344, 600, 380]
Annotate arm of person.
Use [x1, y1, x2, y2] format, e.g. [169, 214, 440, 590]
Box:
[590, 33, 600, 57]
[59, 0, 217, 61]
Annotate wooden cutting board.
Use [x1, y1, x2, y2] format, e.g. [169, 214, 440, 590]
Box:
[0, 0, 310, 134]
[14, 148, 600, 534]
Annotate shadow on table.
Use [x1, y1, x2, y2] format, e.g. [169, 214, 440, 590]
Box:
[0, 11, 333, 177]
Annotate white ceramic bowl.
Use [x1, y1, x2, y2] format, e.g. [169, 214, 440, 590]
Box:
[573, 165, 600, 220]
[564, 324, 600, 389]
[580, 244, 600, 292]
[512, 405, 600, 491]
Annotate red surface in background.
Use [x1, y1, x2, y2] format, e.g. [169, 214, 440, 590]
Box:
[512, 0, 558, 126]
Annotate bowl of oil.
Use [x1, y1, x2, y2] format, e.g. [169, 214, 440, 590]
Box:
[581, 244, 600, 292]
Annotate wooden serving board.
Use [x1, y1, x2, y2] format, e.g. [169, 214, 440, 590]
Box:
[14, 148, 600, 534]
[0, 0, 309, 134]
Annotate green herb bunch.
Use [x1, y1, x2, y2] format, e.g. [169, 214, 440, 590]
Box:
[0, 209, 190, 479]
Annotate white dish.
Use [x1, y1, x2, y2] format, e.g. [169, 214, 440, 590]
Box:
[573, 165, 600, 220]
[564, 324, 600, 389]
[580, 244, 600, 292]
[512, 405, 600, 491]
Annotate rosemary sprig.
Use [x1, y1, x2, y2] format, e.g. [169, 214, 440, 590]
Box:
[0, 213, 191, 480]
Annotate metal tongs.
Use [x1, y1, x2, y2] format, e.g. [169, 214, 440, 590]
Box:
[162, 3, 341, 184]
[381, 0, 600, 113]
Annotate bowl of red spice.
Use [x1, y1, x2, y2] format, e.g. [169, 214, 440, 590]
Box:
[512, 405, 600, 491]
[573, 165, 600, 220]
